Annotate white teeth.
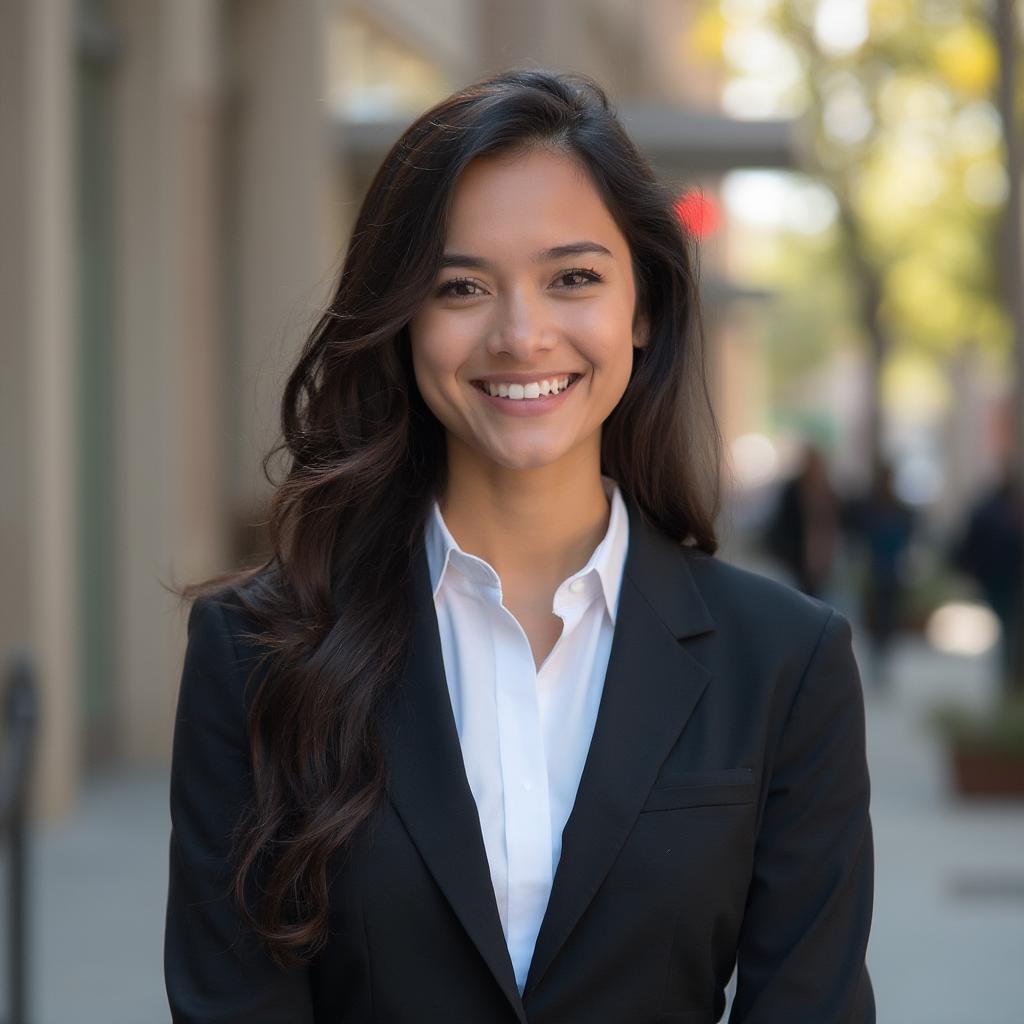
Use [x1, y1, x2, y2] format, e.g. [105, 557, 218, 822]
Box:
[482, 375, 573, 399]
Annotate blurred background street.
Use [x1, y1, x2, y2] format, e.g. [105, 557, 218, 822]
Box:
[4, 0, 1024, 1021]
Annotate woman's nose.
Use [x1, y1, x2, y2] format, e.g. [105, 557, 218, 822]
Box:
[486, 290, 556, 360]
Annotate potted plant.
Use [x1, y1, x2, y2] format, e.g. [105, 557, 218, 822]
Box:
[926, 695, 1024, 797]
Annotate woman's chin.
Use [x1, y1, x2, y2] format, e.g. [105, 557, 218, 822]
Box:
[447, 422, 598, 475]
[474, 440, 577, 474]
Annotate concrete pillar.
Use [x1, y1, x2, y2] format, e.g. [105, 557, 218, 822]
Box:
[110, 0, 232, 765]
[223, 0, 336, 529]
[0, 0, 81, 817]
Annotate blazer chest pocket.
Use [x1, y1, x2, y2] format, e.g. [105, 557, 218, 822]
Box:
[641, 767, 755, 812]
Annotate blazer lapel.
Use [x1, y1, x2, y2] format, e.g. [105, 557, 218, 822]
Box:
[523, 494, 716, 998]
[379, 544, 528, 1024]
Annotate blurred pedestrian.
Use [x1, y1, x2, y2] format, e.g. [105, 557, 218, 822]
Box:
[763, 442, 843, 599]
[844, 463, 915, 690]
[951, 469, 1024, 697]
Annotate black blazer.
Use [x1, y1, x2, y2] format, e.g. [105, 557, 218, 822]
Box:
[165, 494, 875, 1023]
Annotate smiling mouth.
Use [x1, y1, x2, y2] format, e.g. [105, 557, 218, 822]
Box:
[471, 373, 583, 400]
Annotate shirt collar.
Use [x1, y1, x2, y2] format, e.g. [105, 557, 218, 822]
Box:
[423, 474, 629, 624]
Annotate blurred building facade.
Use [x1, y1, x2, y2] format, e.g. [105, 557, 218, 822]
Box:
[3, 0, 803, 817]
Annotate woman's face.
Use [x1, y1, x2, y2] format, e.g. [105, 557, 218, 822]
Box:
[408, 147, 647, 475]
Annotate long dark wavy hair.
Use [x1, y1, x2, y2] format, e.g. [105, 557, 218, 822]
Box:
[176, 66, 722, 968]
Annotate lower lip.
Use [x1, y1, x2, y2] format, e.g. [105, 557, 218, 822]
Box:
[470, 376, 582, 416]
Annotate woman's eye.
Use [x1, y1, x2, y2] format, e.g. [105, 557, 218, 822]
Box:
[436, 277, 484, 299]
[557, 267, 603, 289]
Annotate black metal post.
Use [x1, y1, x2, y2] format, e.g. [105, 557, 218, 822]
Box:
[1, 655, 39, 1024]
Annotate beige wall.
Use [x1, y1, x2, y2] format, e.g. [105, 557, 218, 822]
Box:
[470, 0, 716, 104]
[348, 0, 479, 80]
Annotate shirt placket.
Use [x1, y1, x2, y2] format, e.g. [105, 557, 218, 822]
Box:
[493, 607, 553, 991]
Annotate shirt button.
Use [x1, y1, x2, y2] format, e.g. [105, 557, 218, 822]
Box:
[569, 579, 585, 594]
[522, 779, 533, 791]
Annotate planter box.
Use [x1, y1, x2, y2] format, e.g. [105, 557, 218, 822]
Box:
[950, 744, 1024, 797]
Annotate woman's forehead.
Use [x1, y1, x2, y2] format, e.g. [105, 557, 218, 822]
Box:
[443, 151, 626, 255]
[449, 148, 596, 205]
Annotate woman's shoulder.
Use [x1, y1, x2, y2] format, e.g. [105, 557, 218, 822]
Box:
[182, 571, 280, 701]
[680, 547, 843, 654]
[678, 550, 862, 730]
[188, 567, 278, 641]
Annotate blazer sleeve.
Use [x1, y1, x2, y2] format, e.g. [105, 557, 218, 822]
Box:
[164, 596, 316, 1023]
[730, 609, 875, 1023]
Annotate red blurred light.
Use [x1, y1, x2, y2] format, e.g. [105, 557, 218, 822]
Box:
[674, 191, 721, 238]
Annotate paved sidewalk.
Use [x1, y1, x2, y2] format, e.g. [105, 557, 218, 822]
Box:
[2, 768, 172, 1023]
[860, 636, 1024, 1024]
[3, 633, 1023, 1023]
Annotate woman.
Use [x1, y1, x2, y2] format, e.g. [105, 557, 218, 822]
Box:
[165, 68, 875, 1023]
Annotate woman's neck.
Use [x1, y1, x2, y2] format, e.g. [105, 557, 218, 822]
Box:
[439, 440, 611, 593]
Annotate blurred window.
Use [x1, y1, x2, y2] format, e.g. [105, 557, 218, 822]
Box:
[326, 8, 454, 122]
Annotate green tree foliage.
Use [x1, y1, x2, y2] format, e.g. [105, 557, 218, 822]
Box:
[693, 0, 1011, 453]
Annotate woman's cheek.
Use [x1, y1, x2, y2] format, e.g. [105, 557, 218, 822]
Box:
[411, 346, 466, 433]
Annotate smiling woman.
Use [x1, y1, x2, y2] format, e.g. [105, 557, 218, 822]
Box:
[165, 67, 875, 1024]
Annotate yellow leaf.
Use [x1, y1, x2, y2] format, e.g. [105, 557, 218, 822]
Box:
[688, 8, 727, 63]
[933, 22, 998, 97]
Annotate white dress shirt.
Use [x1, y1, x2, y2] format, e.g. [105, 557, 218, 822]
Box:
[423, 474, 629, 993]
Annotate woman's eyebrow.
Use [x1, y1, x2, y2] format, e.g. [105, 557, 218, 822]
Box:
[439, 241, 614, 270]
